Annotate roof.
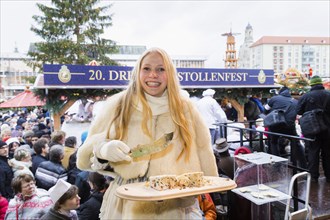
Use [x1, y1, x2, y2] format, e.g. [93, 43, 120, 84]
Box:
[0, 89, 45, 108]
[250, 36, 330, 47]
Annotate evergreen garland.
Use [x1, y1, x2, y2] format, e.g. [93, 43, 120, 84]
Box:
[33, 88, 122, 113]
[187, 88, 273, 105]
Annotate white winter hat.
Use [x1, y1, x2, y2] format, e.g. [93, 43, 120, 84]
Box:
[48, 179, 71, 204]
[6, 137, 20, 146]
[202, 89, 215, 97]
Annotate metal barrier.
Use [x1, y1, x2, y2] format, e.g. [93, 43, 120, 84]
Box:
[216, 121, 314, 212]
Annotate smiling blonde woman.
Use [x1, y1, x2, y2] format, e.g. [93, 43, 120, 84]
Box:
[77, 47, 218, 219]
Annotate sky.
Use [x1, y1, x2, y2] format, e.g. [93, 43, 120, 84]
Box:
[1, 0, 329, 67]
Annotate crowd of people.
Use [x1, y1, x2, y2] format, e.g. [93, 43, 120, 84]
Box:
[210, 75, 330, 184]
[0, 47, 329, 220]
[0, 109, 112, 220]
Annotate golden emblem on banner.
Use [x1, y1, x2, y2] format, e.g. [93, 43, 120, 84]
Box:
[258, 70, 266, 84]
[58, 65, 71, 83]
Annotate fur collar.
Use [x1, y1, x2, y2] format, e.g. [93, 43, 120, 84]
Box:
[134, 90, 169, 116]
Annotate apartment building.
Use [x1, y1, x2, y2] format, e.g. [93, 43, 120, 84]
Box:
[238, 23, 329, 78]
[250, 36, 330, 77]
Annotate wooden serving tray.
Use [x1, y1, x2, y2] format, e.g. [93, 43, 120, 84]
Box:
[116, 176, 237, 201]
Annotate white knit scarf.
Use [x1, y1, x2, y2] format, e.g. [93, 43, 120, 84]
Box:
[134, 90, 169, 116]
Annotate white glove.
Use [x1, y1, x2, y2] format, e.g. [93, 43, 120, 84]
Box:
[99, 140, 132, 163]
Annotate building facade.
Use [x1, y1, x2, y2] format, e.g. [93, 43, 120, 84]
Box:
[249, 36, 330, 77]
[0, 48, 35, 100]
[109, 45, 207, 68]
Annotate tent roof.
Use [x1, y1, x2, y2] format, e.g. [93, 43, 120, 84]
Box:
[0, 89, 45, 108]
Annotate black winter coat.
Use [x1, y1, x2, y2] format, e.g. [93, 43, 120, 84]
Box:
[297, 85, 330, 119]
[40, 208, 78, 220]
[0, 156, 14, 200]
[77, 191, 104, 220]
[266, 88, 297, 127]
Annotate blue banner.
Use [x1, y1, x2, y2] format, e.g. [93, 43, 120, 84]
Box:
[43, 64, 274, 88]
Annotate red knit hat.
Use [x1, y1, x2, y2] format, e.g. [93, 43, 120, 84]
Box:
[234, 147, 251, 155]
[2, 136, 10, 143]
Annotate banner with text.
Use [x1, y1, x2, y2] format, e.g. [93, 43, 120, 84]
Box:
[43, 64, 274, 88]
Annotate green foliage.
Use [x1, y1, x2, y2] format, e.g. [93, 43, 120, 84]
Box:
[187, 88, 273, 105]
[22, 76, 37, 84]
[27, 0, 118, 71]
[27, 0, 120, 114]
[33, 88, 122, 113]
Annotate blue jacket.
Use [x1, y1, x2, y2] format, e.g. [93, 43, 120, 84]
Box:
[32, 154, 48, 175]
[35, 160, 67, 190]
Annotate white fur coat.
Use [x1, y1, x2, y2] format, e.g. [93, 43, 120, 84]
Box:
[77, 91, 218, 219]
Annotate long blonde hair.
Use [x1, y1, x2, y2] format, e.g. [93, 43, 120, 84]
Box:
[111, 47, 192, 161]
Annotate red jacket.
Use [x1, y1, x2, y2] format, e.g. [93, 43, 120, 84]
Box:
[0, 196, 8, 220]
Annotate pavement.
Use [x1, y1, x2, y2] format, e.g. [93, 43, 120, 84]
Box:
[61, 120, 91, 146]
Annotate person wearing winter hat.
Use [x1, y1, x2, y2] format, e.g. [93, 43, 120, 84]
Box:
[234, 146, 251, 156]
[297, 75, 330, 183]
[23, 130, 35, 150]
[197, 89, 227, 144]
[309, 75, 323, 86]
[264, 86, 307, 169]
[213, 138, 234, 179]
[6, 137, 20, 159]
[233, 146, 255, 185]
[1, 127, 11, 142]
[17, 118, 27, 127]
[230, 147, 268, 220]
[41, 179, 80, 220]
